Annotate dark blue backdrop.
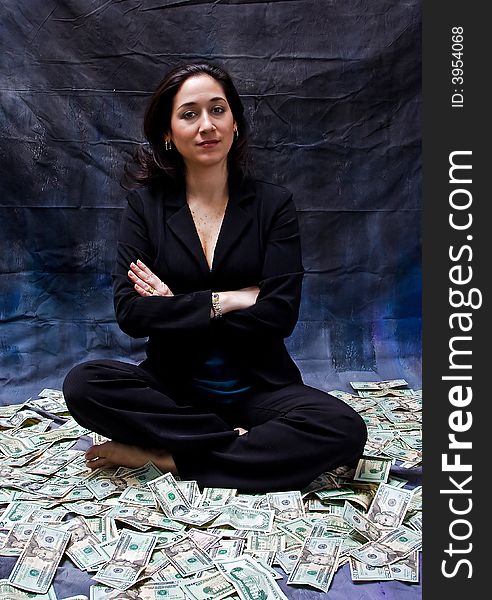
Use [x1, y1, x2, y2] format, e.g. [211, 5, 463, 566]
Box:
[0, 1, 421, 402]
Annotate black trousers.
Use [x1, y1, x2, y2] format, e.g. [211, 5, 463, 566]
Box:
[63, 359, 367, 493]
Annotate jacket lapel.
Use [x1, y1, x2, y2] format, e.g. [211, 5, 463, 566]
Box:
[165, 176, 256, 274]
[166, 186, 205, 272]
[211, 176, 255, 272]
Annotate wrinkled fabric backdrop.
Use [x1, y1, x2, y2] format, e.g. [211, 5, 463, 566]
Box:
[1, 1, 421, 402]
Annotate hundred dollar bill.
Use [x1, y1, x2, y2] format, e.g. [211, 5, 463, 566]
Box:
[366, 484, 413, 529]
[354, 457, 392, 483]
[181, 569, 236, 600]
[266, 491, 305, 521]
[349, 558, 393, 581]
[342, 502, 384, 541]
[0, 579, 58, 599]
[147, 473, 219, 526]
[212, 505, 274, 533]
[200, 487, 237, 508]
[350, 526, 422, 566]
[216, 555, 289, 600]
[390, 550, 419, 582]
[287, 524, 342, 592]
[350, 379, 408, 390]
[162, 534, 214, 576]
[8, 524, 71, 593]
[93, 529, 157, 589]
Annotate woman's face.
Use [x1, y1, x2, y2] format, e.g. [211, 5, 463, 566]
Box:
[168, 74, 236, 171]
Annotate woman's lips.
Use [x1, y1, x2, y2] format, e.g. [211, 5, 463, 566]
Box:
[198, 140, 219, 147]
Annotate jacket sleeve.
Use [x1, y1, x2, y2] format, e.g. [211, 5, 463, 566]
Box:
[112, 192, 212, 338]
[218, 192, 304, 340]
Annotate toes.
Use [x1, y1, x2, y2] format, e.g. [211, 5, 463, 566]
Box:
[85, 442, 109, 461]
[86, 457, 111, 470]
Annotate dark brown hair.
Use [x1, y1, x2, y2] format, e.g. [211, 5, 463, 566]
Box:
[123, 61, 253, 189]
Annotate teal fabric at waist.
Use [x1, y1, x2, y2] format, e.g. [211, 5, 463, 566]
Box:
[190, 342, 253, 403]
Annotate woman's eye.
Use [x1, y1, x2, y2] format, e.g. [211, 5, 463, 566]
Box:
[212, 106, 225, 114]
[182, 111, 196, 119]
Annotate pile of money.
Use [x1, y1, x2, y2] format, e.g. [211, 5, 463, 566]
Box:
[0, 382, 422, 599]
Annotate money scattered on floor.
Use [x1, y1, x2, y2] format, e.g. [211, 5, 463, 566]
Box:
[0, 383, 422, 598]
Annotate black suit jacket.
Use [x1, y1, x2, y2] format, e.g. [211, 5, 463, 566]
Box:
[112, 174, 305, 388]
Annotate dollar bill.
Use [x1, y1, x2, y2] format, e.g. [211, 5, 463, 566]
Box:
[0, 523, 40, 557]
[59, 517, 108, 571]
[216, 555, 289, 600]
[208, 539, 245, 561]
[147, 473, 219, 526]
[350, 379, 408, 390]
[0, 579, 58, 599]
[93, 529, 157, 589]
[390, 550, 419, 582]
[138, 581, 187, 600]
[162, 535, 214, 576]
[187, 528, 222, 551]
[287, 524, 342, 592]
[107, 505, 185, 532]
[115, 462, 164, 488]
[366, 484, 413, 528]
[350, 558, 393, 581]
[119, 487, 156, 507]
[266, 491, 305, 521]
[276, 518, 313, 543]
[8, 524, 71, 593]
[85, 471, 127, 500]
[275, 547, 302, 574]
[212, 505, 274, 533]
[181, 569, 236, 600]
[200, 487, 237, 508]
[342, 502, 384, 541]
[354, 457, 392, 483]
[350, 526, 422, 566]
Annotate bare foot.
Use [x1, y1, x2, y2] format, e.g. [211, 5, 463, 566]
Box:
[85, 441, 177, 474]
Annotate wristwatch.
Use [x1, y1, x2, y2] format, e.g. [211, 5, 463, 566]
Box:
[211, 292, 223, 318]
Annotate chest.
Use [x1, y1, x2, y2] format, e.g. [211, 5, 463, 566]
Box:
[188, 203, 226, 270]
[155, 200, 265, 292]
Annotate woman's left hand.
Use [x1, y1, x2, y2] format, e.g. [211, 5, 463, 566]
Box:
[128, 259, 174, 297]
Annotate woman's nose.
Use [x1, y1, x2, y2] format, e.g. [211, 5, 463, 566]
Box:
[199, 112, 215, 133]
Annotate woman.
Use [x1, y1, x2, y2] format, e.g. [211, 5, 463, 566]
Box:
[63, 61, 366, 492]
